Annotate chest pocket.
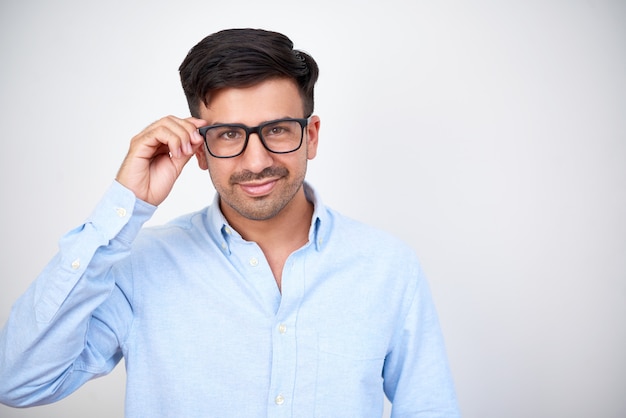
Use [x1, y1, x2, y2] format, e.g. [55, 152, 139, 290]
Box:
[294, 331, 387, 417]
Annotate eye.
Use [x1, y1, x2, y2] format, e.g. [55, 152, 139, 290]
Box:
[269, 126, 286, 135]
[223, 131, 240, 139]
[263, 121, 296, 137]
[214, 127, 244, 141]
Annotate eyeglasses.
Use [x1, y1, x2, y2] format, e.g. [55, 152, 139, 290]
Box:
[198, 117, 310, 158]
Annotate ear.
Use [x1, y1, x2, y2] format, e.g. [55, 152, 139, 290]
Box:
[195, 146, 209, 170]
[306, 115, 320, 160]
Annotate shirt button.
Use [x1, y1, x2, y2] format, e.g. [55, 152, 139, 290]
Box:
[278, 324, 287, 334]
[224, 226, 232, 235]
[249, 257, 259, 267]
[115, 207, 127, 217]
[71, 259, 80, 270]
[275, 394, 285, 405]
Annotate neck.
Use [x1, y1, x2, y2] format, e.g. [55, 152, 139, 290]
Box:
[220, 186, 314, 291]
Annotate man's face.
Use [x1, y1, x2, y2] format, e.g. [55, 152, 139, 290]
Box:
[195, 78, 320, 222]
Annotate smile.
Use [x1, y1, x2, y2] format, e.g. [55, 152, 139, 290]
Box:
[238, 179, 279, 197]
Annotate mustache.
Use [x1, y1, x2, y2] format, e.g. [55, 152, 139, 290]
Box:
[229, 166, 288, 184]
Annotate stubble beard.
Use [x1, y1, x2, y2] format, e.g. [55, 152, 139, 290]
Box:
[215, 165, 307, 222]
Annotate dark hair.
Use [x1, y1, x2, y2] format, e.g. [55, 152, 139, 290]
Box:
[179, 28, 319, 118]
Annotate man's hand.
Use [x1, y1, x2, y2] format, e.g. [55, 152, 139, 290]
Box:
[116, 116, 208, 206]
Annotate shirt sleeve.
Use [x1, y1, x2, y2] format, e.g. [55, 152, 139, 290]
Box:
[383, 264, 462, 417]
[0, 181, 156, 407]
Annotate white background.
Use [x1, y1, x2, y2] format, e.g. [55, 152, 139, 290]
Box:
[1, 1, 625, 417]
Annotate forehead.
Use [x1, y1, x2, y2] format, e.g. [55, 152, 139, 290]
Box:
[200, 78, 304, 125]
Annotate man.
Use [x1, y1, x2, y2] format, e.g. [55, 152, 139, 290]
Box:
[0, 28, 460, 417]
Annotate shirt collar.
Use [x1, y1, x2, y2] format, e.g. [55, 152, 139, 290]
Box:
[205, 182, 329, 254]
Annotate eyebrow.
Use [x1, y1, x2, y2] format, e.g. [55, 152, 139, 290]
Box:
[207, 116, 298, 126]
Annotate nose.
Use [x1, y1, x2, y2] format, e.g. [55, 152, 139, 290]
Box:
[239, 133, 274, 172]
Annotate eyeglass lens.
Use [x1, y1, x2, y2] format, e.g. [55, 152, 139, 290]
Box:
[204, 119, 305, 157]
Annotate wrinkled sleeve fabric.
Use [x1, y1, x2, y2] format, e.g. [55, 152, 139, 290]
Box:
[383, 263, 461, 417]
[0, 181, 155, 407]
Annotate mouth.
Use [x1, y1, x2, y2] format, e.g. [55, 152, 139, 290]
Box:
[238, 179, 279, 197]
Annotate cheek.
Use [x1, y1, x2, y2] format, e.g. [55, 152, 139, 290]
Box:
[206, 160, 231, 187]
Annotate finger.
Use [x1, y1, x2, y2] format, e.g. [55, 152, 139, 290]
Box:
[158, 116, 207, 157]
[178, 117, 208, 152]
[135, 124, 184, 159]
[143, 116, 193, 158]
[186, 117, 208, 149]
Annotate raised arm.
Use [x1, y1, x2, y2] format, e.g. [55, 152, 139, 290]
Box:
[0, 116, 206, 407]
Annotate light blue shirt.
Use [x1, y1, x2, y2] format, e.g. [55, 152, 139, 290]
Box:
[0, 181, 460, 417]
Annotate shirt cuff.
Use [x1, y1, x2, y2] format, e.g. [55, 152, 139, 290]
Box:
[85, 181, 157, 244]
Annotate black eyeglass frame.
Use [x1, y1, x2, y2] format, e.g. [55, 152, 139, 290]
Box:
[198, 117, 310, 158]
